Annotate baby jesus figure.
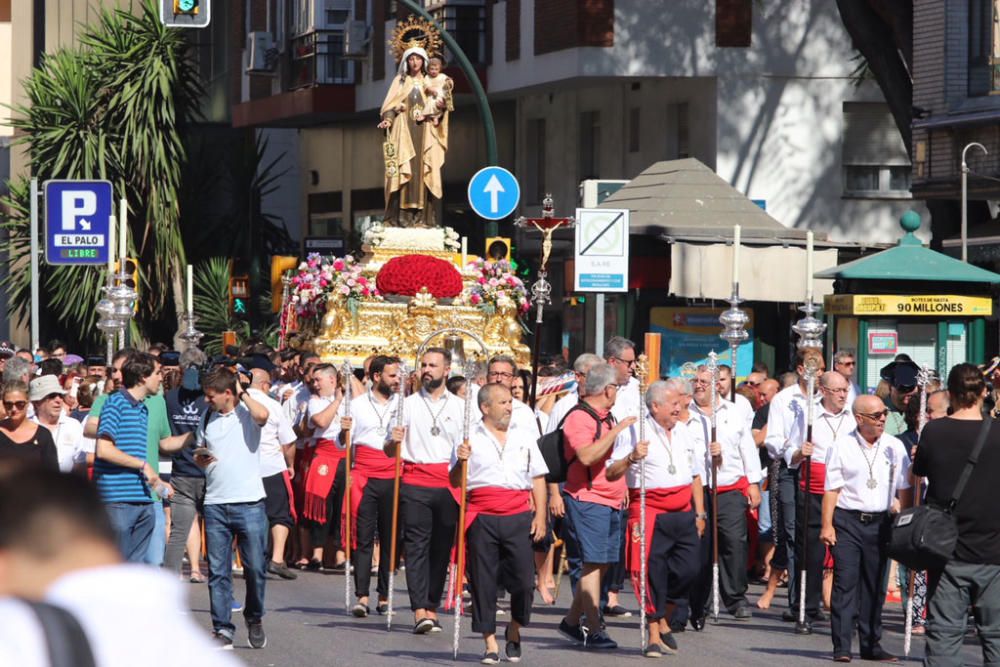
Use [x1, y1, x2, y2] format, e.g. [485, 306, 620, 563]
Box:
[420, 56, 453, 126]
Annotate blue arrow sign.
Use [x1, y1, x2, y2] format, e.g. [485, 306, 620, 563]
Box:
[44, 180, 114, 265]
[467, 166, 520, 221]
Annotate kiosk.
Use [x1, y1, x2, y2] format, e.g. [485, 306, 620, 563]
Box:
[817, 211, 1000, 391]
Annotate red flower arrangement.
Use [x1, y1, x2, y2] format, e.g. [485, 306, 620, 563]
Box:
[376, 254, 464, 298]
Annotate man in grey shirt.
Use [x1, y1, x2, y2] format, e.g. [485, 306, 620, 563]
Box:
[195, 367, 270, 651]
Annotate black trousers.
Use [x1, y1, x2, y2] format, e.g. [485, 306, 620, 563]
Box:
[468, 512, 534, 635]
[308, 458, 346, 550]
[830, 508, 890, 658]
[647, 512, 700, 620]
[353, 477, 396, 600]
[674, 489, 748, 621]
[791, 491, 824, 617]
[401, 483, 458, 611]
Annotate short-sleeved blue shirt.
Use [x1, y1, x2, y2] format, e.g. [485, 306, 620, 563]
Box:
[94, 389, 152, 503]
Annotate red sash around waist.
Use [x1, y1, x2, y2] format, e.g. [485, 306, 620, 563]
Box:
[465, 487, 532, 532]
[718, 475, 750, 495]
[342, 446, 398, 549]
[625, 485, 693, 615]
[799, 461, 827, 495]
[303, 439, 345, 524]
[402, 461, 450, 488]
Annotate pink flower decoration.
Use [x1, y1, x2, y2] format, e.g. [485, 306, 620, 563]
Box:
[471, 293, 482, 305]
[333, 259, 345, 271]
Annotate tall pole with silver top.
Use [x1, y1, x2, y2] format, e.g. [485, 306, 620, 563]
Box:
[341, 360, 355, 614]
[720, 225, 749, 401]
[791, 250, 827, 634]
[635, 353, 650, 651]
[707, 351, 721, 623]
[386, 363, 409, 631]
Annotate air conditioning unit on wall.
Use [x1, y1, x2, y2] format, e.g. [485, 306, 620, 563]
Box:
[247, 31, 278, 73]
[343, 20, 370, 58]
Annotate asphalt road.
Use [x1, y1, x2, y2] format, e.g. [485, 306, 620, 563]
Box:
[183, 568, 985, 666]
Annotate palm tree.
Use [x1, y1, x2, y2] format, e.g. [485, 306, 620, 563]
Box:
[1, 0, 203, 345]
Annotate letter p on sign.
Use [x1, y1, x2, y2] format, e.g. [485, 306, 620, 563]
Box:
[61, 190, 97, 231]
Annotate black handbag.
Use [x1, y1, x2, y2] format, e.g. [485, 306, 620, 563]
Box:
[888, 417, 993, 571]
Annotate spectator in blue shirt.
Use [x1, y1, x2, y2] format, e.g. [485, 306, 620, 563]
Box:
[94, 352, 193, 562]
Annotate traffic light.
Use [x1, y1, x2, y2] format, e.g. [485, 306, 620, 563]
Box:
[161, 0, 210, 27]
[173, 0, 199, 15]
[485, 237, 511, 264]
[229, 275, 250, 317]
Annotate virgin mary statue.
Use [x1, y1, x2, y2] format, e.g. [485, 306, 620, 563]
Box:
[378, 22, 450, 228]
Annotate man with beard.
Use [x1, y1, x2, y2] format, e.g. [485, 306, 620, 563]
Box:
[452, 383, 548, 664]
[879, 359, 920, 436]
[607, 379, 706, 657]
[342, 355, 403, 617]
[783, 370, 852, 630]
[388, 348, 464, 634]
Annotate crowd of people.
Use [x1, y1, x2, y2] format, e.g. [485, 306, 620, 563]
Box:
[0, 336, 998, 666]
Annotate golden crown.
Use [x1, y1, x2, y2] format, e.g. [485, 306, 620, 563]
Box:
[389, 15, 443, 62]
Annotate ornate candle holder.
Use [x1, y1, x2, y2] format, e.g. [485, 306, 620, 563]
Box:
[719, 285, 749, 398]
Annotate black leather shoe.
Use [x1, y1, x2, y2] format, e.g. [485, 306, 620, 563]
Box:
[690, 616, 706, 632]
[860, 648, 897, 662]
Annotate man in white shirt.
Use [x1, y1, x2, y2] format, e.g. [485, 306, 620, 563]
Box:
[194, 368, 270, 650]
[718, 365, 756, 428]
[603, 337, 642, 616]
[452, 383, 548, 664]
[607, 379, 706, 657]
[248, 367, 298, 581]
[485, 355, 541, 438]
[764, 348, 825, 612]
[821, 394, 911, 663]
[300, 363, 348, 571]
[342, 355, 403, 617]
[389, 347, 465, 634]
[546, 353, 603, 434]
[29, 375, 85, 473]
[688, 366, 762, 622]
[784, 369, 853, 628]
[0, 469, 240, 667]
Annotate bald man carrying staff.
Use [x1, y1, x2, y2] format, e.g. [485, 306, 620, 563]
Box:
[821, 395, 912, 663]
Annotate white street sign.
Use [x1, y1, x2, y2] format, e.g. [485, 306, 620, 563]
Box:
[574, 207, 629, 292]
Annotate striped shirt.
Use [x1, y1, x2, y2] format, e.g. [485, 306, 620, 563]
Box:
[94, 389, 152, 503]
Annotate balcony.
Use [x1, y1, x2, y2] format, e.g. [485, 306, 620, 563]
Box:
[232, 30, 357, 128]
[290, 30, 356, 88]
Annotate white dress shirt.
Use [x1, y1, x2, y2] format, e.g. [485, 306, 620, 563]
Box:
[307, 393, 346, 445]
[612, 376, 644, 423]
[282, 382, 312, 449]
[401, 389, 465, 464]
[610, 416, 706, 490]
[0, 565, 242, 667]
[452, 420, 548, 490]
[825, 432, 911, 512]
[546, 391, 580, 434]
[475, 397, 540, 438]
[34, 413, 85, 473]
[350, 391, 401, 450]
[248, 388, 296, 477]
[690, 398, 763, 487]
[784, 403, 855, 468]
[765, 382, 822, 463]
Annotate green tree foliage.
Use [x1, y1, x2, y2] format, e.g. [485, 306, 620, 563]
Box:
[1, 0, 202, 343]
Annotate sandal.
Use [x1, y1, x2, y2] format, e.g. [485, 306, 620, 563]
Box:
[189, 572, 207, 584]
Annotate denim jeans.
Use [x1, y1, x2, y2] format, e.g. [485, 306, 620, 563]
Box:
[144, 502, 166, 566]
[106, 502, 155, 563]
[204, 501, 269, 636]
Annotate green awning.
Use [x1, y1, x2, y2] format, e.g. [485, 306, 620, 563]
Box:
[814, 211, 1000, 284]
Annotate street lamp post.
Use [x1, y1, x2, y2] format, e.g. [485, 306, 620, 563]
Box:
[961, 142, 988, 263]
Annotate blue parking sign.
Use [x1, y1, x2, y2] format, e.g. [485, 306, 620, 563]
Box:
[467, 167, 520, 221]
[44, 180, 114, 265]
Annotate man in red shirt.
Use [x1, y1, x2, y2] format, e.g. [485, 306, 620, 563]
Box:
[557, 363, 637, 650]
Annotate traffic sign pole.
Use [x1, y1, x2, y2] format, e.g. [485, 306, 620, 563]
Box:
[30, 178, 40, 352]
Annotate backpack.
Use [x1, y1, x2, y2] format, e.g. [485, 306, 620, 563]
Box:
[537, 401, 611, 484]
[23, 600, 96, 667]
